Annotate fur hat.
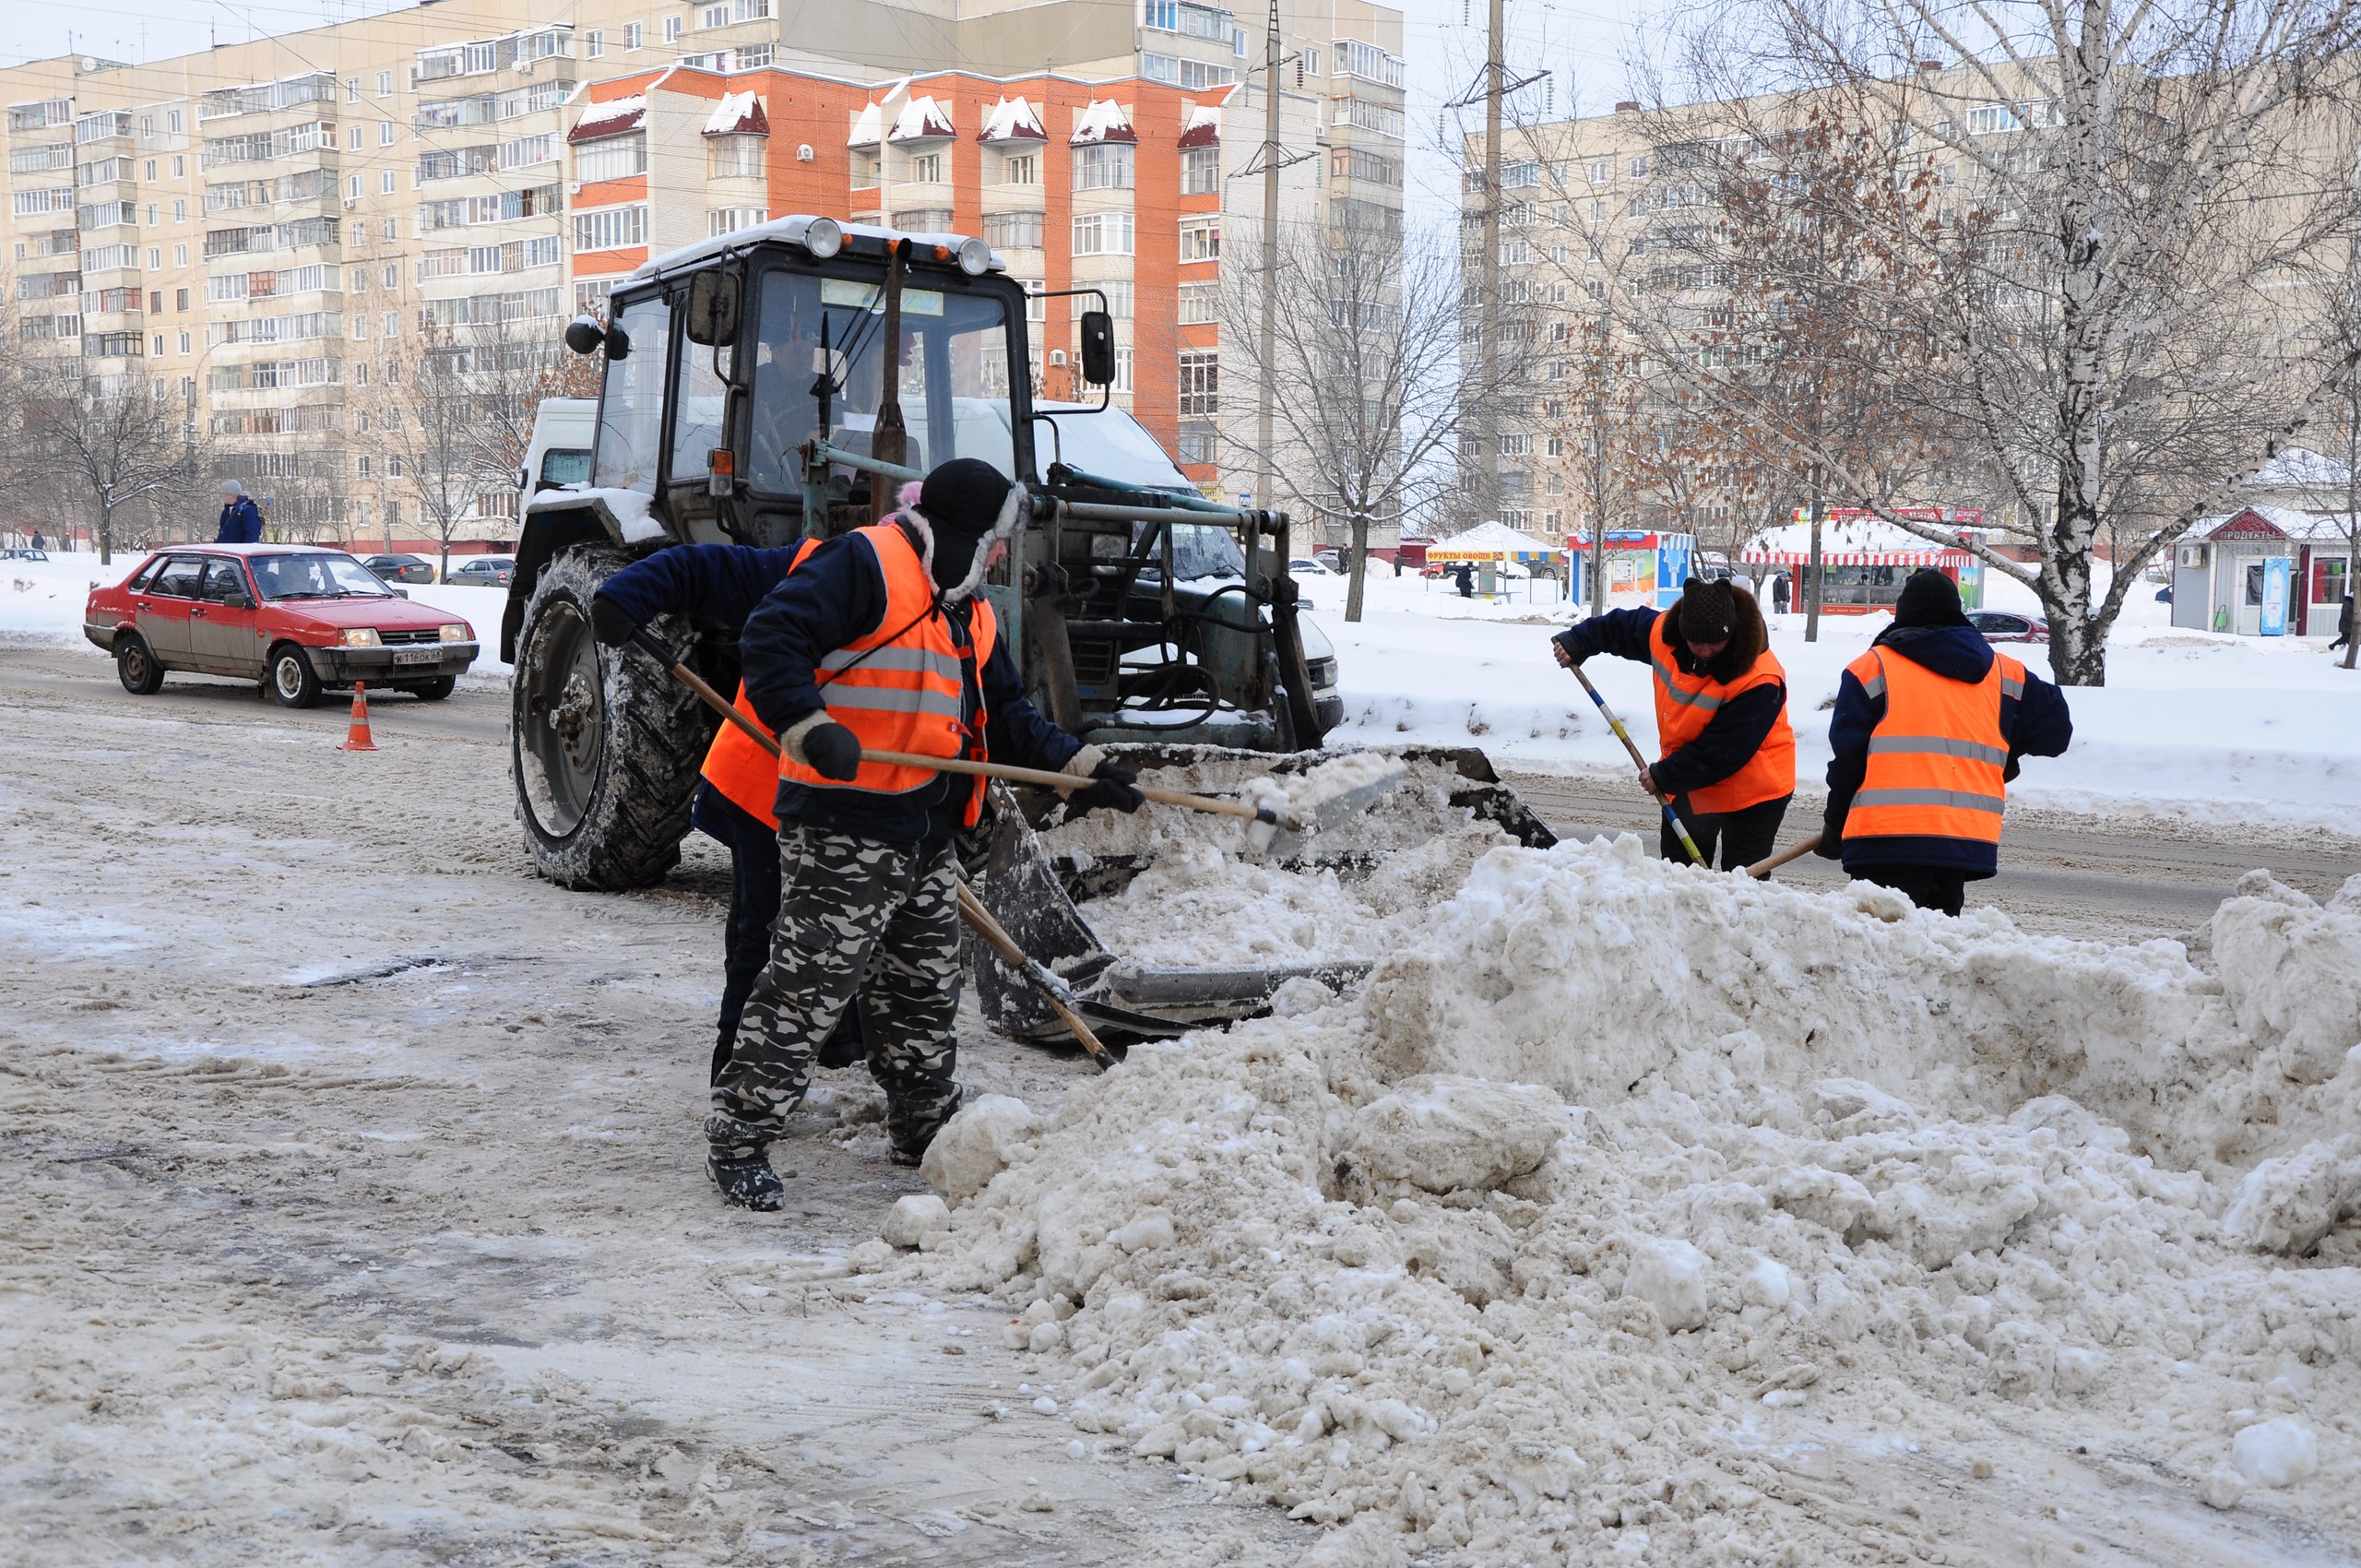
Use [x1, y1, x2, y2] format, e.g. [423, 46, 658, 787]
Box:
[896, 461, 1026, 603]
[1893, 567, 1971, 628]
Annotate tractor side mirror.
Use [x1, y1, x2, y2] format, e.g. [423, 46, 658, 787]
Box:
[685, 270, 741, 347]
[563, 315, 605, 356]
[1078, 310, 1116, 386]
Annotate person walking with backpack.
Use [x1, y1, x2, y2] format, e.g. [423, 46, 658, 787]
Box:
[216, 481, 264, 544]
[1817, 569, 2073, 915]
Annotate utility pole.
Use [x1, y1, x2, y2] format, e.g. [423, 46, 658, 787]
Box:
[1256, 0, 1281, 511]
[1473, 0, 1504, 528]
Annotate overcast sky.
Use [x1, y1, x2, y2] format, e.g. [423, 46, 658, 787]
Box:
[9, 0, 1643, 218]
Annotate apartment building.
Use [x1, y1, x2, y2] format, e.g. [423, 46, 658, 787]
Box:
[0, 0, 1403, 547]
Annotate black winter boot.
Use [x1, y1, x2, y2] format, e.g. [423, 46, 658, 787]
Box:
[705, 1111, 786, 1211]
[887, 1082, 964, 1168]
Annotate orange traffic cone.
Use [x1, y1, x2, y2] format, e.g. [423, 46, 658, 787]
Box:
[340, 683, 377, 752]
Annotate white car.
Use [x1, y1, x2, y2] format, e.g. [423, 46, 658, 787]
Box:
[1288, 556, 1335, 576]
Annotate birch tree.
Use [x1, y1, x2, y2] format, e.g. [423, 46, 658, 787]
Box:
[20, 362, 198, 564]
[1639, 0, 2361, 683]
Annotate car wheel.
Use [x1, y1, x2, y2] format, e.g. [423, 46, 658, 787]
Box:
[511, 545, 712, 890]
[403, 676, 457, 701]
[115, 633, 165, 695]
[267, 643, 324, 708]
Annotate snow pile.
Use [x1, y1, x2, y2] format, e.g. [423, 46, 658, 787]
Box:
[893, 841, 2361, 1560]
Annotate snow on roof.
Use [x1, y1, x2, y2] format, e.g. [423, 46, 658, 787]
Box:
[1430, 519, 1559, 556]
[702, 89, 768, 137]
[1178, 102, 1221, 148]
[567, 93, 645, 144]
[2188, 505, 2357, 542]
[1742, 516, 1969, 561]
[979, 94, 1046, 143]
[848, 101, 882, 148]
[2248, 447, 2352, 491]
[1071, 99, 1136, 146]
[888, 94, 955, 143]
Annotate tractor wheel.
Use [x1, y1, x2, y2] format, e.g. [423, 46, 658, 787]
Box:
[510, 544, 716, 890]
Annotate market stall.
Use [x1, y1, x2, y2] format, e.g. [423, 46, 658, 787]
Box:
[1741, 510, 1984, 613]
[1563, 530, 1698, 610]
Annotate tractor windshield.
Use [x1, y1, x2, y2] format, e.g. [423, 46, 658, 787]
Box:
[746, 268, 1019, 493]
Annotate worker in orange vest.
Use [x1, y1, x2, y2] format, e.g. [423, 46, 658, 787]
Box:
[589, 540, 842, 1087]
[1551, 576, 1797, 871]
[711, 459, 1145, 1210]
[1817, 569, 2072, 915]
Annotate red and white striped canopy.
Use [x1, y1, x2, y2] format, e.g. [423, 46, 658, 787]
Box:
[1740, 548, 1971, 567]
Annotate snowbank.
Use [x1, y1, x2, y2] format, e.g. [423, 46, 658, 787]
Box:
[889, 843, 2361, 1561]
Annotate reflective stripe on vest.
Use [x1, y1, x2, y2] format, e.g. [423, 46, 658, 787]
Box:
[1644, 613, 1796, 814]
[700, 537, 824, 829]
[1842, 647, 2023, 848]
[777, 520, 1000, 827]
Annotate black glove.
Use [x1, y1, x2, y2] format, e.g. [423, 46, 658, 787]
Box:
[589, 595, 639, 647]
[1550, 628, 1588, 667]
[1815, 802, 1848, 859]
[1068, 759, 1145, 817]
[801, 721, 862, 782]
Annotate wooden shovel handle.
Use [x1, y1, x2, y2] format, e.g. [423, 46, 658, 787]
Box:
[953, 882, 1110, 1069]
[1745, 833, 1823, 879]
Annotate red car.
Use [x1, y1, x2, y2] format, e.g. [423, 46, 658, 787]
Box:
[84, 544, 479, 707]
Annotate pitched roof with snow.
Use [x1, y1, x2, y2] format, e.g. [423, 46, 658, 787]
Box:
[2188, 505, 2358, 542]
[979, 95, 1046, 144]
[888, 95, 955, 142]
[848, 101, 882, 148]
[1742, 517, 1969, 562]
[703, 89, 769, 137]
[1178, 102, 1221, 148]
[1430, 519, 1560, 557]
[1071, 99, 1136, 146]
[2248, 447, 2352, 490]
[568, 93, 646, 144]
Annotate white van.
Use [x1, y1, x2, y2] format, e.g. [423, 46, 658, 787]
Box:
[520, 398, 596, 512]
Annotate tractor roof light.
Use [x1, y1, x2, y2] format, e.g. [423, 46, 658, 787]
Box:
[955, 236, 992, 276]
[802, 217, 844, 259]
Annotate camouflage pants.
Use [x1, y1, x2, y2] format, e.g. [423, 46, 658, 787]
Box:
[710, 826, 963, 1159]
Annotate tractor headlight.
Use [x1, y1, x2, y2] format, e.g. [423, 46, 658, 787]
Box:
[341, 628, 381, 647]
[439, 624, 469, 644]
[955, 236, 991, 276]
[802, 217, 844, 259]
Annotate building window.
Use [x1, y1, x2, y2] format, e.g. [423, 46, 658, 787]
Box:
[1301, 46, 1321, 76]
[1100, 279, 1133, 317]
[383, 263, 398, 288]
[1178, 281, 1219, 324]
[702, 2, 729, 25]
[1072, 210, 1133, 255]
[1178, 217, 1220, 261]
[1183, 145, 1218, 195]
[710, 134, 765, 178]
[377, 70, 393, 95]
[587, 30, 605, 56]
[983, 209, 1043, 249]
[1629, 154, 1650, 178]
[174, 244, 188, 265]
[849, 152, 879, 188]
[709, 207, 765, 235]
[1072, 142, 1133, 191]
[665, 15, 683, 42]
[576, 135, 650, 184]
[380, 170, 397, 195]
[1002, 152, 1038, 185]
[625, 21, 644, 48]
[346, 77, 361, 101]
[575, 205, 649, 251]
[910, 151, 944, 184]
[1113, 345, 1133, 391]
[1178, 425, 1218, 465]
[735, 44, 774, 67]
[1144, 0, 1178, 29]
[1178, 350, 1217, 416]
[173, 199, 187, 222]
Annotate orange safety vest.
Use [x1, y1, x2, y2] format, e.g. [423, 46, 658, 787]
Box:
[1840, 647, 2023, 848]
[776, 520, 999, 828]
[700, 537, 823, 829]
[1646, 613, 1795, 814]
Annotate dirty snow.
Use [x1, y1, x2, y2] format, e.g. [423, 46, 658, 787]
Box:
[885, 840, 2361, 1562]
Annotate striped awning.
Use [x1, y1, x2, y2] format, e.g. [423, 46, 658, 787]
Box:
[1739, 548, 1972, 567]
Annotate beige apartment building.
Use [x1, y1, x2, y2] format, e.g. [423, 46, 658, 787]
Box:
[2, 0, 1403, 549]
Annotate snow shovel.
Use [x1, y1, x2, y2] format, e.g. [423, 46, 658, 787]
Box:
[635, 632, 1121, 1065]
[1745, 833, 1823, 880]
[1563, 661, 1708, 866]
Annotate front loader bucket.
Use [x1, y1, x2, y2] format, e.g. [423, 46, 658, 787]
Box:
[961, 746, 1556, 1045]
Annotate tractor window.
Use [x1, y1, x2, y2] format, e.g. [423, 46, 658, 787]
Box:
[670, 329, 730, 481]
[746, 268, 1018, 495]
[591, 293, 672, 495]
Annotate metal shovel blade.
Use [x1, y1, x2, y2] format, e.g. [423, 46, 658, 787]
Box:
[1256, 759, 1411, 859]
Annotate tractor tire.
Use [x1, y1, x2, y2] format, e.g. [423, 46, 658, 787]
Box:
[510, 544, 716, 890]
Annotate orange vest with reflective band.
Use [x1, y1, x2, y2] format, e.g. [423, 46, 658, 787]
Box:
[777, 521, 999, 828]
[1646, 613, 1796, 814]
[1841, 647, 2023, 848]
[699, 537, 822, 829]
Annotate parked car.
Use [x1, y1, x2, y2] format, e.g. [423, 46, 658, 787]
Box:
[1288, 555, 1335, 576]
[446, 555, 516, 588]
[1312, 548, 1345, 572]
[84, 545, 479, 707]
[1967, 609, 2049, 644]
[361, 552, 437, 585]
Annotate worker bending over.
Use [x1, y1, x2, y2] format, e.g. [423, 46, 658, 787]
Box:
[588, 539, 847, 1086]
[713, 458, 1143, 1210]
[1551, 576, 1797, 872]
[1818, 568, 2071, 915]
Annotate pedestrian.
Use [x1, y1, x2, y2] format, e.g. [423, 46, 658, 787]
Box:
[2331, 591, 2354, 653]
[711, 459, 1145, 1209]
[1392, 552, 1403, 578]
[588, 538, 872, 1087]
[1771, 572, 1790, 614]
[216, 481, 264, 544]
[28, 529, 44, 552]
[1550, 576, 1796, 872]
[1816, 568, 2072, 916]
[1453, 562, 1475, 599]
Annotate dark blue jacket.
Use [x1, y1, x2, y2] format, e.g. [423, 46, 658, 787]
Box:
[1551, 607, 1788, 801]
[595, 542, 814, 842]
[215, 496, 264, 544]
[740, 529, 1081, 849]
[1823, 624, 2072, 877]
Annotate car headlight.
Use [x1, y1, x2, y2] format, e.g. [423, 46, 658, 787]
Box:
[340, 628, 381, 647]
[439, 624, 469, 644]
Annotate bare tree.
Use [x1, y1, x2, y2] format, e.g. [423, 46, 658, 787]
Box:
[20, 362, 199, 564]
[1223, 216, 1478, 622]
[1643, 0, 2361, 683]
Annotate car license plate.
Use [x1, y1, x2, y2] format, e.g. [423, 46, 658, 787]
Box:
[393, 647, 440, 666]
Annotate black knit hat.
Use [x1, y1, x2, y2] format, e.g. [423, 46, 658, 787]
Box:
[1893, 567, 1971, 628]
[919, 457, 1014, 538]
[1677, 577, 1737, 645]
